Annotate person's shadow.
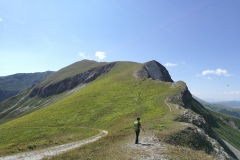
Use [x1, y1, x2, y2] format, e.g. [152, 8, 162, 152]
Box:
[139, 143, 152, 146]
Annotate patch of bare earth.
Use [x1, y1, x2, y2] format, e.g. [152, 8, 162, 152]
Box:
[124, 133, 168, 160]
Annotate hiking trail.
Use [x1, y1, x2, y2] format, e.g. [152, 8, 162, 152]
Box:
[164, 99, 172, 112]
[124, 133, 167, 160]
[0, 130, 108, 160]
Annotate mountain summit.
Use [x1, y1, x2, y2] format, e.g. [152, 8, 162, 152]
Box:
[137, 60, 173, 82]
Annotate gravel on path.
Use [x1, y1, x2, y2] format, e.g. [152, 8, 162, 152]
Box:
[0, 130, 108, 160]
[124, 134, 167, 160]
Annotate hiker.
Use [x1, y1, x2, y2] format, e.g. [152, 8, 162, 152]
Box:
[134, 117, 144, 144]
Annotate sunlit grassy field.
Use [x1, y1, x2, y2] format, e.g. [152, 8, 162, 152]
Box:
[0, 61, 239, 159]
[0, 62, 184, 157]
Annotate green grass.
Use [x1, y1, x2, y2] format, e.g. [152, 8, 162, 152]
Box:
[0, 62, 183, 157]
[165, 145, 218, 160]
[44, 129, 218, 160]
[0, 60, 110, 124]
[0, 127, 99, 156]
[0, 90, 75, 124]
[1, 61, 238, 159]
[210, 111, 240, 150]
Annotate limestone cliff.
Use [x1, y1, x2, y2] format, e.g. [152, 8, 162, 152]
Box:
[136, 60, 174, 82]
[168, 81, 192, 108]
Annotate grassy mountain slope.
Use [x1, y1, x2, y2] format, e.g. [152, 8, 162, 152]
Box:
[0, 62, 184, 156]
[0, 60, 108, 124]
[0, 61, 239, 159]
[190, 99, 240, 151]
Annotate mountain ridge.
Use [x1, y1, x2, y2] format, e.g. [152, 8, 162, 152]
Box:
[29, 62, 117, 98]
[0, 60, 239, 159]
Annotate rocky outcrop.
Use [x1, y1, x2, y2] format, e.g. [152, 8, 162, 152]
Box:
[174, 109, 237, 159]
[164, 126, 214, 153]
[166, 80, 236, 159]
[29, 62, 117, 98]
[136, 60, 174, 82]
[176, 110, 213, 136]
[168, 81, 192, 108]
[164, 126, 230, 159]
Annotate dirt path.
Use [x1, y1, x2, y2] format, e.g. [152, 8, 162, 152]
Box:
[164, 99, 172, 119]
[0, 130, 108, 160]
[164, 99, 172, 112]
[124, 133, 167, 160]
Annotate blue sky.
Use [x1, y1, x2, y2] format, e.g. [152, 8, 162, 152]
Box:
[0, 0, 240, 101]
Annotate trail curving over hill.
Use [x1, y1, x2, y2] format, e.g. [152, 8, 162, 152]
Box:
[164, 99, 172, 112]
[0, 130, 108, 160]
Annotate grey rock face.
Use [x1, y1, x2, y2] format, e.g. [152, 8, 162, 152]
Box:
[164, 126, 214, 152]
[164, 125, 231, 159]
[29, 62, 117, 98]
[137, 60, 173, 82]
[136, 67, 149, 79]
[177, 110, 211, 135]
[168, 82, 192, 108]
[175, 110, 232, 160]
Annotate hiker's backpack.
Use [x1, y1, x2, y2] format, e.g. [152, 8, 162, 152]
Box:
[134, 121, 139, 131]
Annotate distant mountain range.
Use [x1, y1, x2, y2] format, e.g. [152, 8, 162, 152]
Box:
[193, 96, 240, 118]
[215, 101, 240, 108]
[0, 71, 54, 102]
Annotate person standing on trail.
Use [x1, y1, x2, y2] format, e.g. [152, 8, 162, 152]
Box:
[134, 117, 144, 144]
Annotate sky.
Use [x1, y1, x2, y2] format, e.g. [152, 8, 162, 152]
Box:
[0, 0, 240, 101]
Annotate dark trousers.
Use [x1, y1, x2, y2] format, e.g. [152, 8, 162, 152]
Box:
[135, 130, 140, 144]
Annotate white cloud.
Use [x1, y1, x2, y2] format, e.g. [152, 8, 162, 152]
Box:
[0, 18, 2, 22]
[79, 52, 86, 58]
[95, 51, 106, 60]
[165, 62, 177, 67]
[202, 68, 230, 77]
[224, 91, 240, 95]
